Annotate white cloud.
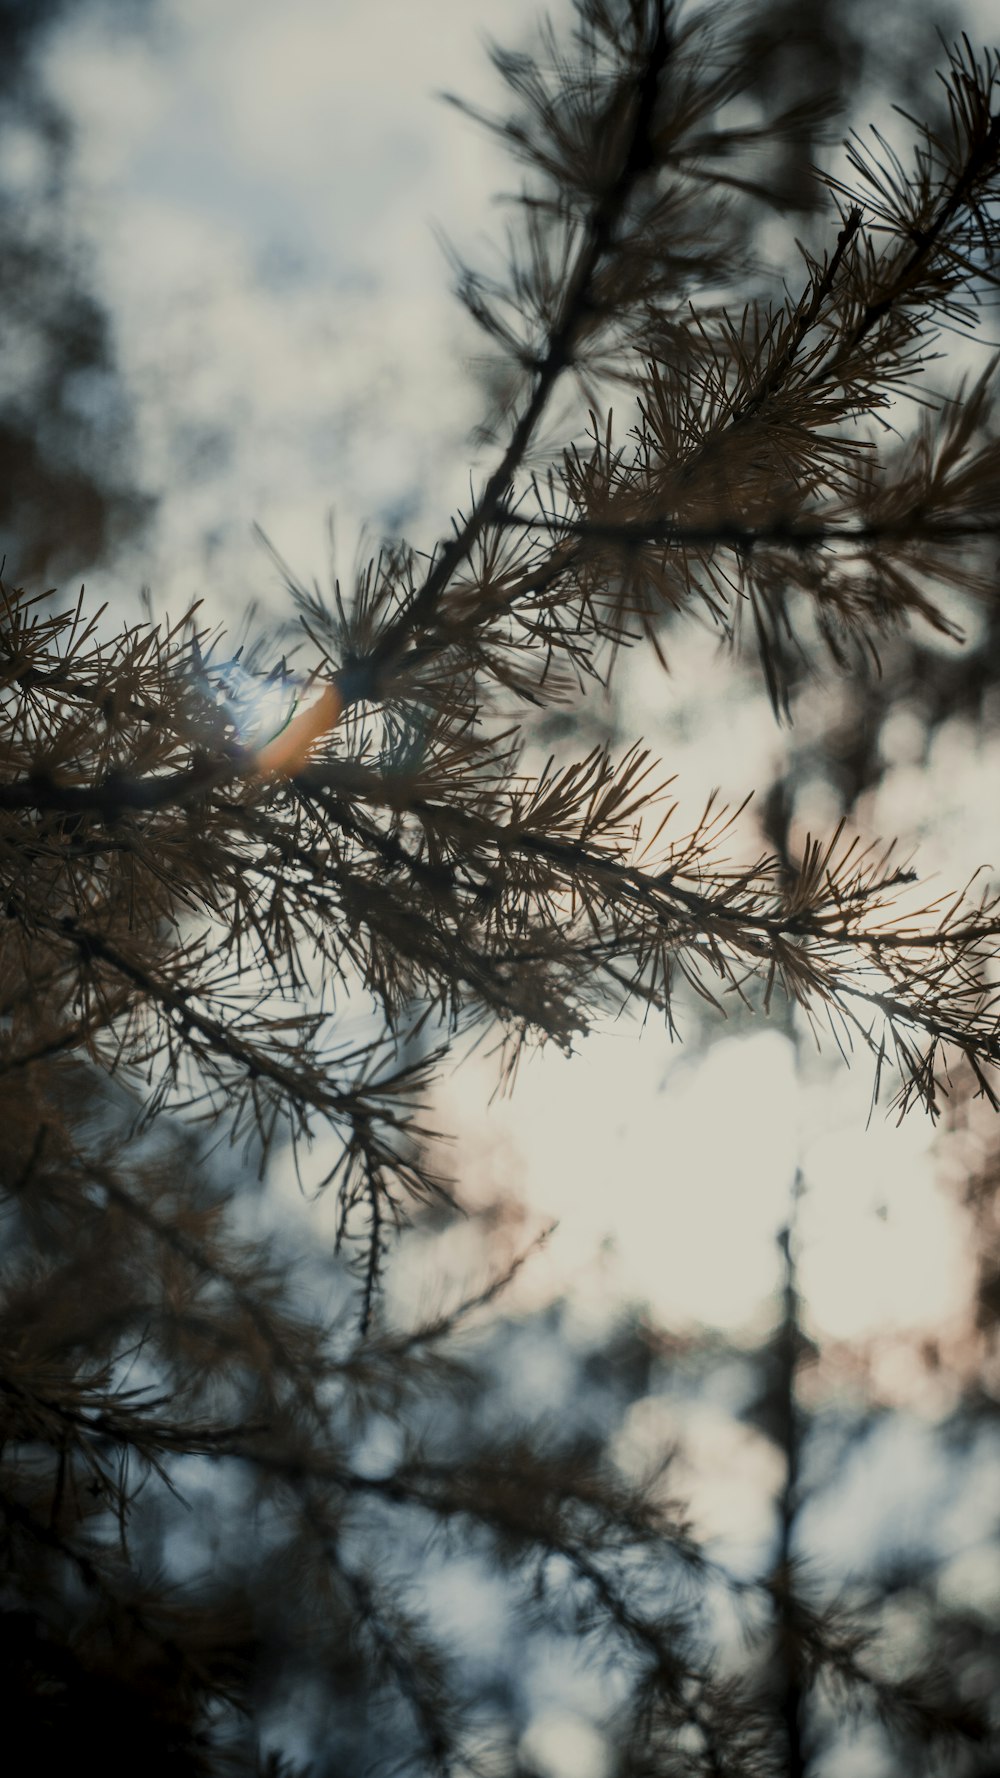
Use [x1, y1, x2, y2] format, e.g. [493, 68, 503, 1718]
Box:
[435, 1029, 801, 1331]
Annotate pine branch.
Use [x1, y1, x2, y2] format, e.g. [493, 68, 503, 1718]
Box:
[363, 0, 675, 689]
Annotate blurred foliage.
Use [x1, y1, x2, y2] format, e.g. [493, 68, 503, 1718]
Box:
[0, 0, 152, 583]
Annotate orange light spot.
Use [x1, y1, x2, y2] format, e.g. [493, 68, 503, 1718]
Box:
[254, 682, 345, 776]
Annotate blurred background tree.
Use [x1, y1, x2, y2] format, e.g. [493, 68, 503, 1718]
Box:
[0, 0, 152, 584]
[1, 2, 998, 1774]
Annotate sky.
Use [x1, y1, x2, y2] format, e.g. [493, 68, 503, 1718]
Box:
[21, 0, 997, 1354]
[38, 0, 561, 613]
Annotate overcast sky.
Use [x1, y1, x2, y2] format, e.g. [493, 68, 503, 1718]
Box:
[33, 0, 566, 620]
[15, 0, 997, 1362]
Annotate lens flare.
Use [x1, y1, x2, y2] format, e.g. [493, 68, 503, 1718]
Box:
[190, 652, 344, 776]
[255, 682, 344, 775]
